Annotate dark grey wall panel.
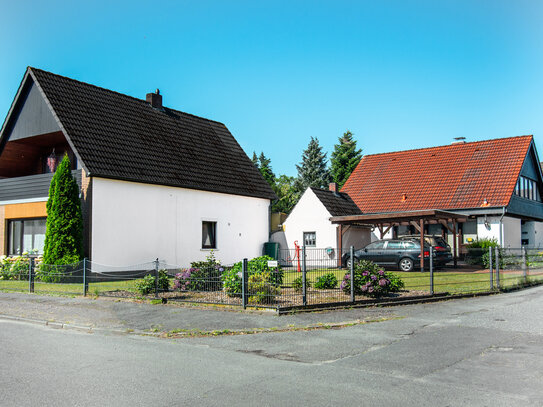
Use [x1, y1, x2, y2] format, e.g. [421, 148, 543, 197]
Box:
[0, 170, 81, 202]
[8, 81, 60, 141]
[508, 195, 543, 221]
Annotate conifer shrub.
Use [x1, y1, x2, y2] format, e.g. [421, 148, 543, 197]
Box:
[43, 156, 83, 266]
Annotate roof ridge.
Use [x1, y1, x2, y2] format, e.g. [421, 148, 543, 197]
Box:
[28, 66, 225, 126]
[361, 135, 533, 159]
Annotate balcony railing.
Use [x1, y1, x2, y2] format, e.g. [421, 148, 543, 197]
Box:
[0, 170, 82, 203]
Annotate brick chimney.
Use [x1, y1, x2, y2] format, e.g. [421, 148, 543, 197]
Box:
[146, 89, 162, 109]
[329, 182, 338, 193]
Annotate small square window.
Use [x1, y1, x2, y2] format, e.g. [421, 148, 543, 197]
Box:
[202, 221, 217, 249]
[303, 232, 316, 247]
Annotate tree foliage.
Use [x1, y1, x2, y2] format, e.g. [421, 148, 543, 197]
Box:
[43, 156, 84, 265]
[258, 152, 275, 186]
[330, 130, 362, 188]
[296, 137, 330, 191]
[272, 174, 300, 214]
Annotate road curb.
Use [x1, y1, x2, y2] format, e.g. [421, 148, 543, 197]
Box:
[0, 313, 161, 337]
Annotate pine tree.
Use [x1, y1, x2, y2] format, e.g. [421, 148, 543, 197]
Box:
[43, 155, 84, 265]
[296, 137, 330, 191]
[330, 130, 362, 188]
[252, 152, 259, 168]
[258, 152, 275, 186]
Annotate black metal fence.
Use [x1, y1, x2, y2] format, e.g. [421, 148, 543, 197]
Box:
[1, 246, 542, 311]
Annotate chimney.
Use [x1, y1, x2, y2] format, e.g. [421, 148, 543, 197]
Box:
[329, 182, 338, 193]
[452, 136, 466, 145]
[146, 88, 162, 109]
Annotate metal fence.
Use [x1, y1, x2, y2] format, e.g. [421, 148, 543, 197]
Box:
[1, 246, 542, 311]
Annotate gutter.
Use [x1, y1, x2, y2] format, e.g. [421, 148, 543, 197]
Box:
[499, 206, 506, 246]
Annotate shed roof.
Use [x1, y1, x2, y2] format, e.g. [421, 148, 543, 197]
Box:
[310, 187, 362, 216]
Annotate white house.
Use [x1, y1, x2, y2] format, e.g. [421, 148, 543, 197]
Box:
[0, 67, 275, 266]
[271, 184, 371, 264]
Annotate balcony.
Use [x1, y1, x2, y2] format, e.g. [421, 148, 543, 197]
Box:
[0, 170, 82, 203]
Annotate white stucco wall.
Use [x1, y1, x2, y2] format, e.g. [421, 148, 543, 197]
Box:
[521, 221, 543, 248]
[476, 216, 521, 248]
[91, 178, 270, 266]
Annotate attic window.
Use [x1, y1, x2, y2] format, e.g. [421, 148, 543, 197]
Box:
[515, 176, 540, 202]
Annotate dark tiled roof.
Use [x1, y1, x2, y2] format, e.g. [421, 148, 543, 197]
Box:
[310, 187, 362, 216]
[28, 68, 275, 200]
[342, 136, 533, 213]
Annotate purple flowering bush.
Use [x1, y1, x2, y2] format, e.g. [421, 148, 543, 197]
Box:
[174, 251, 225, 291]
[341, 260, 404, 298]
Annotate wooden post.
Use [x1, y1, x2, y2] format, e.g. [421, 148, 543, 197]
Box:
[453, 219, 457, 268]
[420, 218, 425, 272]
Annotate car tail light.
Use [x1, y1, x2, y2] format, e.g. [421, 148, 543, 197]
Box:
[434, 246, 445, 250]
[418, 251, 430, 258]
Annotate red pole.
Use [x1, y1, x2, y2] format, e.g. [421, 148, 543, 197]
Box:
[294, 241, 301, 272]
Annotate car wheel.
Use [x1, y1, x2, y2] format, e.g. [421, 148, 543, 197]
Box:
[346, 257, 357, 269]
[398, 257, 414, 272]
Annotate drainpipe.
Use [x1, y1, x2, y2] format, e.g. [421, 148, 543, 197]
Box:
[499, 207, 506, 247]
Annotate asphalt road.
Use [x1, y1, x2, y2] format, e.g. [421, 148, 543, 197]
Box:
[1, 287, 543, 406]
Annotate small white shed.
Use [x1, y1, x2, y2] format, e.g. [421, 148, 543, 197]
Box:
[271, 184, 370, 265]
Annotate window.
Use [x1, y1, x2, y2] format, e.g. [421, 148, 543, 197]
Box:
[386, 241, 403, 249]
[515, 176, 540, 202]
[8, 218, 46, 255]
[201, 221, 217, 249]
[303, 232, 316, 247]
[366, 241, 385, 250]
[402, 241, 417, 249]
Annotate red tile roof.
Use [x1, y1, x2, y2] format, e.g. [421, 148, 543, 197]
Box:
[341, 135, 533, 213]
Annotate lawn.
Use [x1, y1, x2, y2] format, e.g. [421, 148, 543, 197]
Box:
[1, 268, 542, 298]
[282, 267, 543, 294]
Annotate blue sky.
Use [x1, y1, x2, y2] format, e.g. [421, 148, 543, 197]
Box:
[1, 1, 542, 176]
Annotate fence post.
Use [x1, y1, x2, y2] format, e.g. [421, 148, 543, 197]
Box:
[489, 246, 493, 290]
[430, 246, 434, 295]
[28, 257, 34, 293]
[242, 258, 248, 309]
[154, 258, 159, 298]
[302, 244, 307, 306]
[350, 246, 354, 303]
[83, 258, 88, 296]
[522, 247, 527, 284]
[495, 247, 500, 290]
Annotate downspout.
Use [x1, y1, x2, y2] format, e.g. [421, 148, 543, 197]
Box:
[499, 206, 506, 247]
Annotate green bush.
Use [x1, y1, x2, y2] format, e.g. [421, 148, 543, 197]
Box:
[0, 255, 30, 280]
[248, 271, 280, 304]
[292, 275, 311, 293]
[135, 270, 170, 295]
[43, 156, 84, 266]
[314, 273, 338, 289]
[341, 260, 404, 298]
[222, 255, 283, 297]
[465, 238, 500, 267]
[187, 251, 224, 291]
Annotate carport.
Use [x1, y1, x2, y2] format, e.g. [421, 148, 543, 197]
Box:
[330, 209, 467, 270]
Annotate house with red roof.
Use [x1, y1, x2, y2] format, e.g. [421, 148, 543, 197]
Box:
[341, 135, 543, 250]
